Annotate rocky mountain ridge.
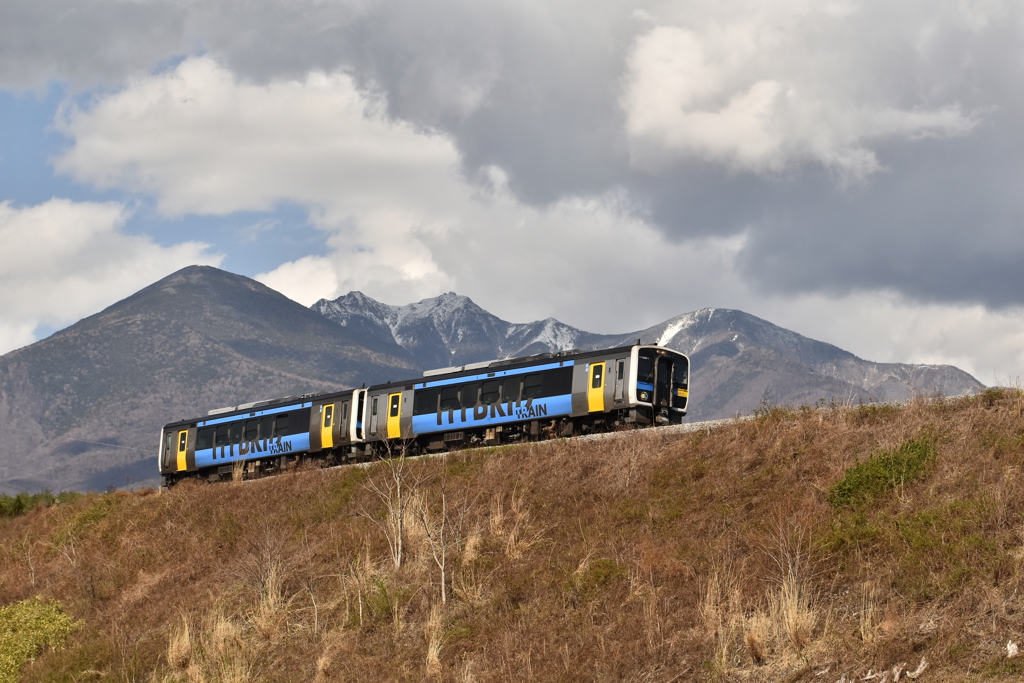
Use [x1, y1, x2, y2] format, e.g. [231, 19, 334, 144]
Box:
[312, 292, 983, 421]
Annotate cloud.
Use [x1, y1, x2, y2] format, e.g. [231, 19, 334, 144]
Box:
[621, 24, 978, 178]
[17, 1, 1024, 379]
[0, 199, 221, 355]
[55, 58, 461, 217]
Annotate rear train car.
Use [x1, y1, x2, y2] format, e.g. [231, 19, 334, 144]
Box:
[158, 388, 368, 486]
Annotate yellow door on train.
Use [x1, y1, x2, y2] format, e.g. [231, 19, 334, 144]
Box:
[588, 362, 605, 413]
[321, 404, 335, 450]
[176, 430, 188, 472]
[387, 393, 402, 439]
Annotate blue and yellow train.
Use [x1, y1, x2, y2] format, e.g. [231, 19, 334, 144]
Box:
[158, 344, 689, 486]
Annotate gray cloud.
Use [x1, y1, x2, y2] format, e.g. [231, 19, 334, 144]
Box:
[3, 0, 1023, 314]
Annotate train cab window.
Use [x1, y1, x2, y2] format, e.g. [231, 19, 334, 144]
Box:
[371, 397, 378, 416]
[617, 361, 624, 380]
[342, 402, 350, 420]
[637, 353, 655, 384]
[389, 395, 400, 417]
[461, 383, 480, 408]
[196, 428, 213, 450]
[260, 416, 274, 439]
[440, 386, 460, 411]
[501, 378, 521, 402]
[214, 425, 229, 446]
[244, 420, 259, 441]
[675, 363, 689, 387]
[481, 380, 500, 404]
[274, 413, 290, 436]
[165, 432, 174, 456]
[591, 363, 603, 389]
[229, 422, 243, 444]
[523, 373, 543, 399]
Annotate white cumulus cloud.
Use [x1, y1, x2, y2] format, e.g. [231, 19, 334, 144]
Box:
[621, 10, 982, 178]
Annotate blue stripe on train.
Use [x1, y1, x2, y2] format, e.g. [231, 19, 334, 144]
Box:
[194, 433, 312, 469]
[411, 394, 573, 435]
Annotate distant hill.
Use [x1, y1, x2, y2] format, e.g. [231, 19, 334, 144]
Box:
[0, 266, 415, 494]
[312, 293, 984, 421]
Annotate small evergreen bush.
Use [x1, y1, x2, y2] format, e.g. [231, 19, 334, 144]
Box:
[827, 437, 936, 508]
[0, 597, 79, 683]
[0, 491, 82, 519]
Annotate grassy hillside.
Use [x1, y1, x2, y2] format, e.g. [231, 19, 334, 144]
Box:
[2, 391, 1024, 682]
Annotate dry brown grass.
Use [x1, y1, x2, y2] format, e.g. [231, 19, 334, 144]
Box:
[5, 391, 1024, 680]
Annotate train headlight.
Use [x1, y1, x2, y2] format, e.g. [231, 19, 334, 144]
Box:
[638, 390, 651, 402]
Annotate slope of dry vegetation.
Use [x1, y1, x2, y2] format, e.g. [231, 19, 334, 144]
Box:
[3, 390, 1024, 682]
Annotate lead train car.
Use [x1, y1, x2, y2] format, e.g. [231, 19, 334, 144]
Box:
[159, 344, 688, 486]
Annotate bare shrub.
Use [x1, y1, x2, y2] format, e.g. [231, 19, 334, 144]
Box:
[360, 441, 418, 570]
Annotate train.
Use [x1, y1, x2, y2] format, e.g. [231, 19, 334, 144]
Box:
[158, 343, 690, 487]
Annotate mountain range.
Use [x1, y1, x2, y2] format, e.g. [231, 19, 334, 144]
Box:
[0, 266, 982, 493]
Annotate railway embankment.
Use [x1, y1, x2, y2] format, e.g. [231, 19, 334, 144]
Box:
[3, 389, 1024, 682]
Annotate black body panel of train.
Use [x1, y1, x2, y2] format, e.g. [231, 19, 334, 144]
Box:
[159, 344, 689, 486]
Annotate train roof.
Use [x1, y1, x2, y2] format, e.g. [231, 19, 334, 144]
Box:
[161, 387, 357, 430]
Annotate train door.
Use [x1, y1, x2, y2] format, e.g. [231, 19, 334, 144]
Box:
[339, 401, 350, 442]
[387, 392, 402, 439]
[162, 431, 175, 471]
[588, 361, 605, 412]
[355, 391, 365, 440]
[370, 396, 379, 436]
[655, 355, 673, 410]
[321, 403, 335, 450]
[176, 429, 189, 472]
[613, 359, 626, 403]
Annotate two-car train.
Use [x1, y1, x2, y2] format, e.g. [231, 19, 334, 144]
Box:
[158, 344, 689, 487]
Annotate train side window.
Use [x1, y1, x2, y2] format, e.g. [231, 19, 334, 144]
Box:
[196, 428, 213, 450]
[178, 432, 187, 450]
[214, 425, 229, 446]
[523, 373, 543, 399]
[244, 420, 258, 441]
[342, 402, 350, 420]
[229, 422, 243, 444]
[389, 395, 400, 417]
[371, 397, 378, 416]
[274, 413, 290, 436]
[414, 388, 439, 415]
[260, 416, 274, 439]
[324, 405, 334, 427]
[440, 386, 460, 410]
[501, 378, 521, 402]
[481, 380, 500, 404]
[617, 361, 624, 380]
[461, 383, 480, 408]
[165, 432, 174, 456]
[591, 363, 603, 389]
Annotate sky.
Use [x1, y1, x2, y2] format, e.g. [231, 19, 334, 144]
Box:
[1, 0, 1022, 384]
